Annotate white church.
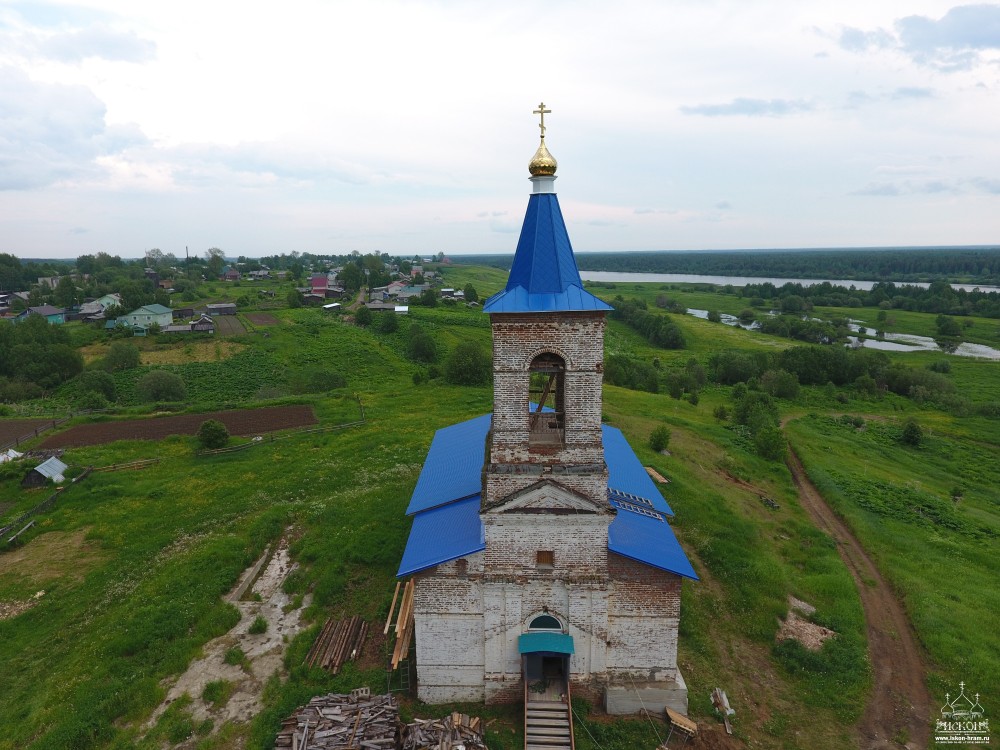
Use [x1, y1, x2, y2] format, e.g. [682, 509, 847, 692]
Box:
[397, 105, 697, 722]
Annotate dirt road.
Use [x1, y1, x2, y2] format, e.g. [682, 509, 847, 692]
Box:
[786, 447, 931, 749]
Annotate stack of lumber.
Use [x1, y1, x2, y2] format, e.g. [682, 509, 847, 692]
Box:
[385, 580, 415, 670]
[305, 616, 368, 673]
[401, 712, 487, 750]
[273, 691, 398, 750]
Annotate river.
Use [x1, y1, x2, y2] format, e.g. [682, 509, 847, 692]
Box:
[579, 271, 1000, 294]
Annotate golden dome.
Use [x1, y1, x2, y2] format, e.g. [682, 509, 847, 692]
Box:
[529, 138, 558, 177]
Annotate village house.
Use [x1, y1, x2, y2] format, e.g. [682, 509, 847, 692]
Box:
[16, 305, 66, 325]
[120, 304, 173, 330]
[397, 115, 696, 724]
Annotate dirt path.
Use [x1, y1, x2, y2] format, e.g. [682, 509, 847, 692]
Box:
[786, 447, 931, 749]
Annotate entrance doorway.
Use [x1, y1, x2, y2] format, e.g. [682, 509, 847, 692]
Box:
[524, 653, 569, 702]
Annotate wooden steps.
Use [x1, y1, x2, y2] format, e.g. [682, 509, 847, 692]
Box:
[525, 700, 572, 750]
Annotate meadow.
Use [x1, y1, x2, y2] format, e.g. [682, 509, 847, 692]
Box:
[1, 267, 997, 749]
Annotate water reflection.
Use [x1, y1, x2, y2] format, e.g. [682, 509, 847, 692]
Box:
[684, 308, 1000, 359]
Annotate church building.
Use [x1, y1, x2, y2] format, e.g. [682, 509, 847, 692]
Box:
[397, 106, 697, 717]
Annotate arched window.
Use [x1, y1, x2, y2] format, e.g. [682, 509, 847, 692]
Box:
[528, 352, 565, 445]
[528, 614, 562, 631]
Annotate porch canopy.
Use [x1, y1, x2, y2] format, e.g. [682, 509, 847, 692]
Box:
[518, 632, 575, 655]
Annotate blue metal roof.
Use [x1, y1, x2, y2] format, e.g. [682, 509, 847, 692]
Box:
[519, 632, 575, 655]
[406, 413, 491, 515]
[398, 413, 694, 580]
[602, 425, 673, 516]
[608, 511, 699, 580]
[397, 496, 485, 576]
[483, 193, 611, 314]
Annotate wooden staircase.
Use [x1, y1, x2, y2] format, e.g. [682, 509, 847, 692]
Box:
[525, 699, 573, 750]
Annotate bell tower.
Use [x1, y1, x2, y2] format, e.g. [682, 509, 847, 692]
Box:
[481, 104, 613, 511]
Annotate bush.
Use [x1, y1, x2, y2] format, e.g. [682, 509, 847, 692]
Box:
[713, 405, 729, 421]
[248, 616, 268, 634]
[649, 426, 671, 452]
[407, 324, 438, 363]
[197, 419, 229, 449]
[103, 341, 140, 372]
[445, 342, 491, 385]
[761, 369, 800, 399]
[900, 418, 923, 446]
[136, 370, 186, 402]
[376, 312, 399, 333]
[754, 427, 787, 461]
[354, 306, 372, 326]
[77, 370, 117, 401]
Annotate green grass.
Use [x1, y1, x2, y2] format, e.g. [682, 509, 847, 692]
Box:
[2, 268, 998, 750]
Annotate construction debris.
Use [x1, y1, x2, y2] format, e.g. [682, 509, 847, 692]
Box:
[305, 615, 368, 673]
[711, 688, 735, 735]
[389, 579, 415, 670]
[401, 712, 487, 750]
[660, 707, 697, 748]
[274, 691, 398, 750]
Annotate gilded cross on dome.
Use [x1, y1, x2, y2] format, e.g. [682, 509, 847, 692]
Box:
[534, 102, 551, 138]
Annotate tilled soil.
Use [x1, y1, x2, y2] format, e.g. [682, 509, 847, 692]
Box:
[787, 447, 931, 749]
[39, 405, 317, 448]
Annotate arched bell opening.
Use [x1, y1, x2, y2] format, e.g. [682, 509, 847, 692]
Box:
[528, 352, 565, 446]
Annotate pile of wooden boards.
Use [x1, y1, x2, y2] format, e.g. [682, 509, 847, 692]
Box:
[305, 615, 368, 673]
[384, 580, 415, 670]
[273, 690, 398, 750]
[401, 712, 487, 750]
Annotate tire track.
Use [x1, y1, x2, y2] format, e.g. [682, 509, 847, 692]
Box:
[786, 446, 931, 749]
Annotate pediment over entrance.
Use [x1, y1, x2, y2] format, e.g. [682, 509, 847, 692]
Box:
[489, 479, 606, 514]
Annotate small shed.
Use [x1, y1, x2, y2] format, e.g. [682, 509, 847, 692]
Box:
[206, 303, 237, 316]
[22, 456, 68, 487]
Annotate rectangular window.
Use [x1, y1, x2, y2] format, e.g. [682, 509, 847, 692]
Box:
[536, 550, 554, 569]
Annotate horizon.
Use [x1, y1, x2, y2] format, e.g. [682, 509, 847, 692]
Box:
[1, 2, 998, 259]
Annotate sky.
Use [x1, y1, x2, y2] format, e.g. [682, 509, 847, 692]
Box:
[1, 0, 999, 260]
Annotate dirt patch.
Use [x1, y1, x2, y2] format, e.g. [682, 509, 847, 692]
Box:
[141, 341, 245, 365]
[0, 528, 104, 585]
[777, 611, 836, 651]
[245, 313, 279, 326]
[787, 447, 931, 749]
[146, 537, 313, 737]
[0, 419, 55, 446]
[39, 405, 317, 448]
[214, 316, 246, 337]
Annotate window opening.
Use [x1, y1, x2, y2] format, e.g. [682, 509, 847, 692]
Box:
[528, 614, 562, 630]
[528, 353, 565, 445]
[536, 550, 554, 569]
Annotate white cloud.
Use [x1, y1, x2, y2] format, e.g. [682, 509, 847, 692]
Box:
[680, 98, 814, 117]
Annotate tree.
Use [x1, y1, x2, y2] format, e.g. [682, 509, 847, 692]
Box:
[104, 342, 140, 372]
[76, 371, 116, 402]
[649, 425, 671, 452]
[54, 276, 78, 308]
[354, 305, 373, 326]
[197, 419, 229, 449]
[463, 284, 479, 303]
[760, 369, 800, 399]
[754, 427, 787, 461]
[136, 371, 186, 402]
[377, 311, 399, 333]
[205, 248, 225, 278]
[900, 418, 923, 446]
[286, 289, 302, 308]
[445, 341, 491, 385]
[407, 324, 437, 363]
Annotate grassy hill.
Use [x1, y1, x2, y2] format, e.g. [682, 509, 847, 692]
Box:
[1, 267, 997, 749]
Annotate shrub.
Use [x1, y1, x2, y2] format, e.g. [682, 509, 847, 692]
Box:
[354, 306, 372, 326]
[649, 426, 671, 452]
[136, 370, 187, 402]
[406, 325, 438, 363]
[104, 341, 140, 372]
[77, 370, 117, 401]
[900, 418, 923, 446]
[197, 419, 229, 449]
[713, 405, 729, 421]
[445, 341, 491, 385]
[248, 616, 268, 634]
[707, 310, 722, 323]
[754, 427, 787, 461]
[761, 369, 800, 399]
[376, 312, 399, 333]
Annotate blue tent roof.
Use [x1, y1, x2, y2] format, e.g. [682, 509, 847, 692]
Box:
[397, 496, 485, 576]
[483, 193, 611, 314]
[398, 413, 695, 579]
